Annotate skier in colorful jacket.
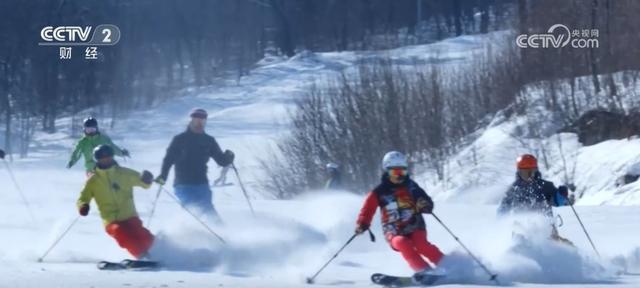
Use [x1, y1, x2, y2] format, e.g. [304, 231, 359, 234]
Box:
[67, 117, 129, 172]
[77, 145, 154, 258]
[498, 154, 574, 244]
[156, 108, 235, 222]
[356, 151, 445, 276]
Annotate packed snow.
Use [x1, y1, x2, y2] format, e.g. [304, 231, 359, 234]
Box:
[1, 32, 639, 287]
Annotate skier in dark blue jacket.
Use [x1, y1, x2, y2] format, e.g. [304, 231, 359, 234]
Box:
[155, 108, 235, 223]
[498, 154, 574, 244]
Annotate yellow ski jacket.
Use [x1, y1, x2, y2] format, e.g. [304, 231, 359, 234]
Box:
[77, 165, 151, 225]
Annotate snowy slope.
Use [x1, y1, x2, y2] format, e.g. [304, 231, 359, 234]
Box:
[420, 71, 640, 206]
[1, 32, 639, 288]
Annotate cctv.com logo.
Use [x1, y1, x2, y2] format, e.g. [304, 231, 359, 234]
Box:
[516, 24, 599, 49]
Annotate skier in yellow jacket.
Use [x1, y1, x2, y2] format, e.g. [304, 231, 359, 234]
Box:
[77, 145, 154, 258]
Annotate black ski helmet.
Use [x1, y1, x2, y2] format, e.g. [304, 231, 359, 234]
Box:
[84, 117, 98, 128]
[93, 145, 114, 161]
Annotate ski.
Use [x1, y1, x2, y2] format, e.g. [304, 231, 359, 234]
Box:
[371, 273, 444, 287]
[97, 259, 159, 271]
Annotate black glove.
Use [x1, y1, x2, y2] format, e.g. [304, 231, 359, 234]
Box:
[224, 150, 235, 164]
[66, 161, 73, 169]
[121, 149, 130, 157]
[0, 149, 5, 159]
[423, 201, 434, 214]
[418, 198, 434, 214]
[355, 223, 370, 234]
[79, 204, 90, 216]
[141, 170, 154, 185]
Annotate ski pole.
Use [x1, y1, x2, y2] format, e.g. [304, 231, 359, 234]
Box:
[38, 216, 81, 262]
[306, 233, 358, 284]
[569, 204, 600, 258]
[2, 159, 36, 223]
[146, 184, 164, 227]
[160, 186, 226, 244]
[431, 213, 499, 285]
[231, 163, 255, 216]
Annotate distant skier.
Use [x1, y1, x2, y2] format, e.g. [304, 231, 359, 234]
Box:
[0, 148, 4, 159]
[155, 108, 235, 222]
[325, 162, 342, 190]
[498, 154, 574, 244]
[356, 151, 446, 281]
[77, 145, 155, 259]
[67, 117, 130, 175]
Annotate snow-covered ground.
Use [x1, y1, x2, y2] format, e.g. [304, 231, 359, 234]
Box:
[1, 32, 639, 287]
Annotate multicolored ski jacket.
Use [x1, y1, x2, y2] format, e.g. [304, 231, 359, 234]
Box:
[357, 175, 433, 239]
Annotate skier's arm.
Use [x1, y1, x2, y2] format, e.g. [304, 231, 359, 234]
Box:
[159, 136, 178, 180]
[77, 180, 94, 209]
[414, 186, 434, 214]
[209, 137, 233, 167]
[356, 192, 378, 230]
[550, 183, 571, 206]
[497, 188, 514, 215]
[126, 168, 152, 189]
[68, 140, 84, 168]
[103, 134, 125, 156]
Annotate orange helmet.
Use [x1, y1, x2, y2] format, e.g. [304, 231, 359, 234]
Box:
[517, 154, 538, 169]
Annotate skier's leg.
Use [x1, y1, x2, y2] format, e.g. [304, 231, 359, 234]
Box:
[390, 234, 430, 272]
[198, 184, 222, 224]
[106, 218, 154, 259]
[129, 217, 155, 258]
[411, 230, 444, 265]
[174, 185, 193, 205]
[550, 225, 575, 246]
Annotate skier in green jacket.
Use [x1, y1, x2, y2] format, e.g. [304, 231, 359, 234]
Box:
[67, 117, 129, 173]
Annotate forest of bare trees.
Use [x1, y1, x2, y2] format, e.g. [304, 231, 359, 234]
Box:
[0, 0, 514, 157]
[261, 0, 640, 197]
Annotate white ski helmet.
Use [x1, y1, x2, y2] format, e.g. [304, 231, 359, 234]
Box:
[326, 162, 339, 170]
[382, 151, 408, 170]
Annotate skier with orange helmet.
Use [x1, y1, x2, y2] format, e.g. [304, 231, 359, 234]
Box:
[498, 154, 574, 243]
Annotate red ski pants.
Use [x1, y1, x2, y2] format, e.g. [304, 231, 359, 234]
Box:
[105, 217, 154, 259]
[388, 229, 444, 272]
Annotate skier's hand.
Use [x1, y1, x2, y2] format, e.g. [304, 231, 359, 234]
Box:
[558, 185, 569, 198]
[355, 224, 370, 235]
[0, 149, 5, 159]
[154, 176, 166, 185]
[121, 149, 130, 158]
[141, 170, 154, 185]
[66, 161, 73, 169]
[224, 150, 235, 164]
[417, 198, 433, 214]
[79, 204, 90, 216]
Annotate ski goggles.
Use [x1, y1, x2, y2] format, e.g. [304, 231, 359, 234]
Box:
[84, 127, 97, 134]
[387, 167, 408, 177]
[517, 168, 536, 181]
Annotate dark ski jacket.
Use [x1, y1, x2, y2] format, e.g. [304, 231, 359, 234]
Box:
[498, 171, 567, 216]
[159, 128, 233, 185]
[357, 174, 433, 240]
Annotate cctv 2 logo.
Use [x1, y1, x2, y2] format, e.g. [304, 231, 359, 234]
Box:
[39, 24, 121, 46]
